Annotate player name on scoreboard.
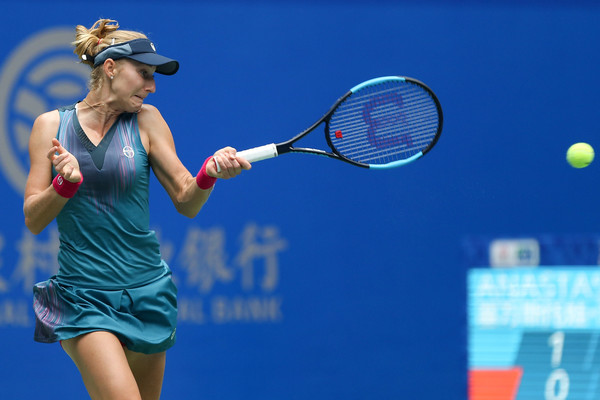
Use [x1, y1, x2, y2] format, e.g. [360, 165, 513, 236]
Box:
[470, 268, 600, 330]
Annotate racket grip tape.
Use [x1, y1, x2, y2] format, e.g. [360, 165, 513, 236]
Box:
[236, 143, 278, 163]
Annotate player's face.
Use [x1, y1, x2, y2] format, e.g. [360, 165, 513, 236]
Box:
[112, 60, 157, 112]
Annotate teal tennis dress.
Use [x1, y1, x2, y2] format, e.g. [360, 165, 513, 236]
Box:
[33, 103, 177, 354]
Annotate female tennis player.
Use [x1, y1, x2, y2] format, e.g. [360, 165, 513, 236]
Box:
[23, 19, 250, 400]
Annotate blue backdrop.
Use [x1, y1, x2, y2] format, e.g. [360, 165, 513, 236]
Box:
[1, 1, 599, 399]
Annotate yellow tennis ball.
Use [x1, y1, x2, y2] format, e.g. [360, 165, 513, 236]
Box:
[567, 142, 594, 168]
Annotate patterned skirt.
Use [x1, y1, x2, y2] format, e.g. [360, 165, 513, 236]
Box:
[33, 269, 178, 354]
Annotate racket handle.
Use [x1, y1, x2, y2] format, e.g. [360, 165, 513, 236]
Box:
[236, 143, 278, 163]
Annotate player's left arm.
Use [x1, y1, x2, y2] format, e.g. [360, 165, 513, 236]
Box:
[139, 104, 249, 218]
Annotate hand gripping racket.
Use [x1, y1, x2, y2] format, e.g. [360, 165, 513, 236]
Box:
[237, 76, 443, 169]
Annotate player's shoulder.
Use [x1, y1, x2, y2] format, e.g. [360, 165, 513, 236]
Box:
[32, 110, 60, 135]
[137, 103, 168, 129]
[138, 103, 162, 118]
[28, 110, 60, 151]
[35, 109, 60, 125]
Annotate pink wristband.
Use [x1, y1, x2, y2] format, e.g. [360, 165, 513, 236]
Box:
[196, 156, 217, 190]
[52, 174, 83, 198]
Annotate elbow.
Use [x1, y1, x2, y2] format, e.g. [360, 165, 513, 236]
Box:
[24, 217, 43, 235]
[172, 189, 208, 219]
[23, 206, 46, 235]
[175, 203, 203, 219]
[23, 195, 54, 235]
[180, 211, 199, 219]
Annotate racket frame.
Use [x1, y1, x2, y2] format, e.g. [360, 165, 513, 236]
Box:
[238, 76, 443, 169]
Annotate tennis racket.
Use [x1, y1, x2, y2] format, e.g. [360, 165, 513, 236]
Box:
[236, 76, 443, 169]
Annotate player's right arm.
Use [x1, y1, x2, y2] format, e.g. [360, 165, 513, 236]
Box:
[23, 111, 77, 235]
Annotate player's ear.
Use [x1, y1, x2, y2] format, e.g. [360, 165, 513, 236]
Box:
[103, 59, 117, 80]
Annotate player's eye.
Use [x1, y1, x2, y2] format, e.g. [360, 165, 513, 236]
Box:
[139, 69, 154, 79]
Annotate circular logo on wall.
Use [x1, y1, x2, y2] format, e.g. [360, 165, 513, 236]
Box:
[0, 27, 89, 196]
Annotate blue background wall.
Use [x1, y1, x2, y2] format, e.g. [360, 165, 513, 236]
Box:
[1, 1, 599, 398]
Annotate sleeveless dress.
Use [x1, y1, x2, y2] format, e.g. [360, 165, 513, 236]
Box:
[32, 103, 177, 354]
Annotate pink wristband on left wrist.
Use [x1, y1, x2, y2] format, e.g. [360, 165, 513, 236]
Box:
[196, 156, 217, 190]
[52, 174, 83, 198]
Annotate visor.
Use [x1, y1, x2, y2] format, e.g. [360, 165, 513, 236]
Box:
[92, 38, 179, 75]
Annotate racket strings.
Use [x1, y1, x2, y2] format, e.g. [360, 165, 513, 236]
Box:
[332, 86, 437, 162]
[329, 81, 440, 165]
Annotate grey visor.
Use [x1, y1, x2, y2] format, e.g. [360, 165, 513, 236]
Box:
[92, 38, 179, 75]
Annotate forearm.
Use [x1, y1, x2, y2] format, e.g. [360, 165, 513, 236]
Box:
[171, 159, 216, 218]
[23, 185, 69, 234]
[171, 176, 213, 218]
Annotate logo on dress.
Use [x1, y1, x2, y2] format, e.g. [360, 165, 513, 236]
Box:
[122, 145, 135, 158]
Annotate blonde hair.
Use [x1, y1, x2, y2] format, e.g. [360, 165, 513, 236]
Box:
[72, 19, 146, 91]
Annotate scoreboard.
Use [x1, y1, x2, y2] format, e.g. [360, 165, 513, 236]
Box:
[468, 267, 600, 400]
